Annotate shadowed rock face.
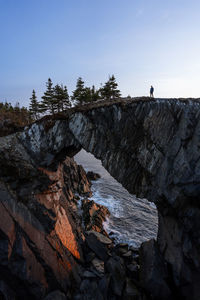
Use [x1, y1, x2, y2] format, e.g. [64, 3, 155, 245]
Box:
[68, 98, 200, 299]
[1, 97, 200, 299]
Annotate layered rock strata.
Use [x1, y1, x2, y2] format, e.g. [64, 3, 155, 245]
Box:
[0, 132, 91, 299]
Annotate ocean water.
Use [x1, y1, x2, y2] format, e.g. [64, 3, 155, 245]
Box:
[75, 150, 158, 247]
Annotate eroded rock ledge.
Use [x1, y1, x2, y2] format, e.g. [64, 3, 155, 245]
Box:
[1, 97, 200, 299]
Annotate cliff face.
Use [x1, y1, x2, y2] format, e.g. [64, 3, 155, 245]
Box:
[0, 133, 91, 299]
[1, 97, 200, 299]
[68, 98, 200, 299]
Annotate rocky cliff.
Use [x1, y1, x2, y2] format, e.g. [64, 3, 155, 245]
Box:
[0, 132, 91, 299]
[1, 97, 200, 299]
[69, 98, 200, 300]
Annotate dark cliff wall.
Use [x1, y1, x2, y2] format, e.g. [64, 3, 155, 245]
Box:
[68, 98, 200, 299]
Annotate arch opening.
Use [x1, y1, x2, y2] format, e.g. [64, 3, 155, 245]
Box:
[75, 149, 158, 247]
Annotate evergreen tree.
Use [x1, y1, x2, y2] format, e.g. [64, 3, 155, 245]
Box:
[109, 75, 121, 98]
[41, 78, 55, 114]
[53, 84, 71, 112]
[71, 77, 86, 105]
[82, 87, 93, 103]
[90, 85, 100, 102]
[100, 75, 121, 100]
[54, 84, 64, 112]
[29, 90, 40, 120]
[62, 85, 71, 110]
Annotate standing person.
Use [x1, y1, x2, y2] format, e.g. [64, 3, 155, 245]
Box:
[150, 85, 154, 98]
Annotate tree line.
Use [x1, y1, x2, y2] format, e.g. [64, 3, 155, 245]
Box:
[29, 75, 121, 119]
[0, 101, 32, 127]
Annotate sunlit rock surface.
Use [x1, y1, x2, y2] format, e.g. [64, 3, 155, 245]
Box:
[0, 133, 91, 299]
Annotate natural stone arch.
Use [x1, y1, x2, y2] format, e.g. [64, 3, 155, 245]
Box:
[20, 98, 200, 299]
[68, 99, 200, 299]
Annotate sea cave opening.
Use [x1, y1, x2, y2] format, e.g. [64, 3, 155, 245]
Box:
[74, 149, 158, 248]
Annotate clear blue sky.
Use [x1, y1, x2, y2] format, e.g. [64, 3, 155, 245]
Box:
[1, 0, 200, 106]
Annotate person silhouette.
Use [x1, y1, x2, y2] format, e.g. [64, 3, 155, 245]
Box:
[150, 85, 154, 98]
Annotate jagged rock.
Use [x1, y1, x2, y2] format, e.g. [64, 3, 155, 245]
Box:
[105, 256, 126, 296]
[82, 270, 97, 278]
[123, 278, 140, 300]
[127, 263, 139, 280]
[129, 246, 140, 254]
[91, 258, 105, 274]
[80, 279, 104, 300]
[87, 231, 112, 245]
[85, 231, 112, 261]
[127, 263, 139, 271]
[81, 199, 110, 234]
[117, 243, 128, 247]
[139, 239, 172, 299]
[87, 230, 113, 245]
[87, 171, 101, 181]
[122, 250, 132, 257]
[115, 247, 129, 256]
[98, 274, 111, 300]
[85, 252, 96, 263]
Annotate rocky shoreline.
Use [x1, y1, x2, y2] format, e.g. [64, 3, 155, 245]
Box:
[74, 173, 144, 300]
[71, 173, 163, 300]
[63, 172, 145, 300]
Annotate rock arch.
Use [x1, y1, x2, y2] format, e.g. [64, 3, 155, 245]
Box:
[16, 98, 200, 298]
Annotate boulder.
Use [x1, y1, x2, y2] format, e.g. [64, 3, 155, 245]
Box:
[123, 278, 140, 300]
[87, 171, 101, 181]
[98, 274, 111, 300]
[139, 239, 172, 299]
[105, 256, 126, 296]
[91, 258, 105, 275]
[85, 231, 112, 261]
[81, 199, 110, 234]
[79, 279, 104, 300]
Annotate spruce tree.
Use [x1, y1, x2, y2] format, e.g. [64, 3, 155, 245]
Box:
[100, 81, 112, 100]
[62, 85, 71, 110]
[71, 77, 86, 105]
[53, 84, 71, 112]
[91, 85, 100, 102]
[29, 90, 40, 120]
[54, 84, 64, 112]
[100, 75, 121, 100]
[41, 78, 55, 114]
[109, 75, 121, 98]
